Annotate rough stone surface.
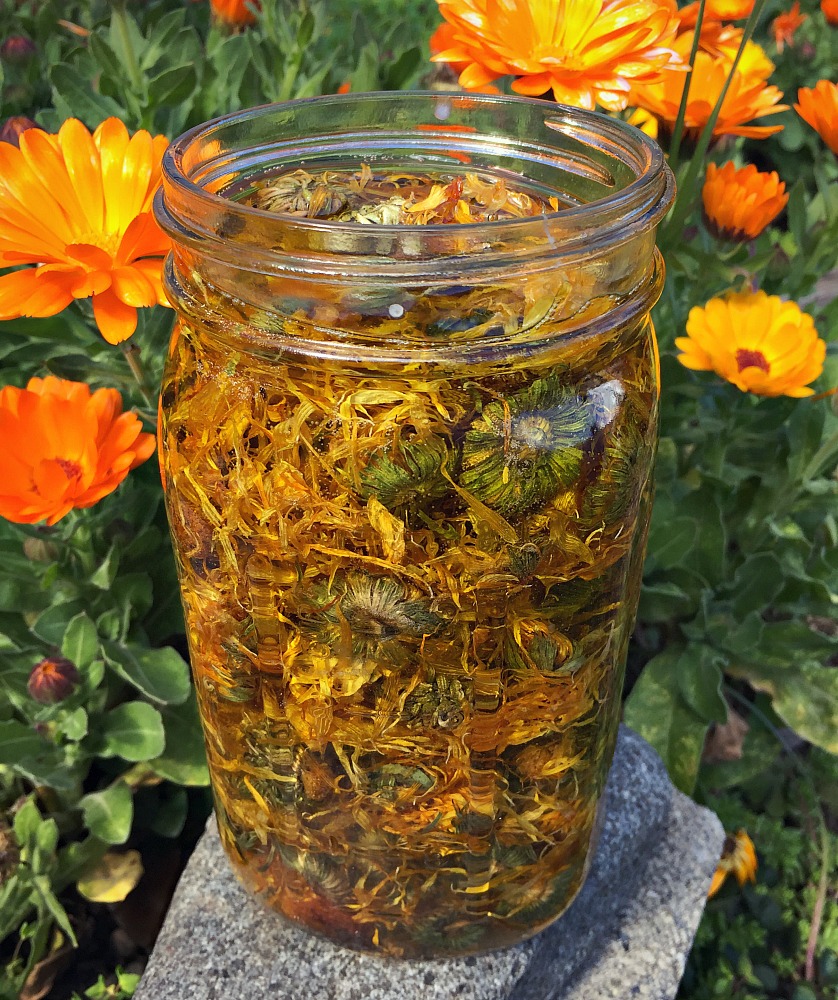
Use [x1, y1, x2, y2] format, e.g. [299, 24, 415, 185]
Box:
[135, 727, 723, 1000]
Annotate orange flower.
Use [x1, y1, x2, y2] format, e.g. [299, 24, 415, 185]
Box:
[772, 2, 807, 52]
[678, 0, 754, 25]
[683, 23, 776, 78]
[28, 655, 79, 703]
[0, 376, 156, 526]
[795, 80, 838, 153]
[210, 0, 260, 25]
[708, 830, 757, 897]
[431, 0, 684, 112]
[631, 49, 787, 138]
[0, 118, 170, 345]
[702, 162, 788, 241]
[823, 0, 838, 25]
[676, 291, 826, 398]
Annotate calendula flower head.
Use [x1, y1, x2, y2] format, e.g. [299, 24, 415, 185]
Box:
[683, 24, 776, 78]
[822, 0, 838, 26]
[0, 115, 39, 147]
[702, 162, 788, 241]
[28, 655, 80, 704]
[708, 830, 758, 897]
[772, 2, 807, 52]
[431, 0, 684, 112]
[676, 291, 825, 398]
[0, 376, 156, 526]
[0, 117, 170, 344]
[795, 80, 838, 153]
[678, 0, 754, 26]
[631, 46, 787, 139]
[210, 0, 260, 26]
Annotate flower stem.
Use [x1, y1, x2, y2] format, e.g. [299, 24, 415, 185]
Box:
[110, 1, 143, 95]
[662, 0, 770, 243]
[667, 0, 707, 172]
[122, 343, 156, 409]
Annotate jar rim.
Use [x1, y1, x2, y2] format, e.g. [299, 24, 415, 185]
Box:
[157, 91, 674, 280]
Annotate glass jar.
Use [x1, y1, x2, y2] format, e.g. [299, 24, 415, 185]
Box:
[156, 92, 674, 959]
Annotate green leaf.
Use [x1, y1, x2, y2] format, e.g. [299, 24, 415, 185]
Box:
[102, 641, 191, 705]
[32, 600, 86, 645]
[151, 694, 209, 786]
[12, 798, 41, 847]
[728, 660, 838, 754]
[80, 782, 134, 845]
[676, 645, 728, 725]
[101, 702, 165, 762]
[730, 553, 785, 618]
[639, 580, 695, 624]
[90, 544, 120, 590]
[32, 874, 77, 946]
[58, 707, 88, 741]
[61, 613, 99, 670]
[0, 720, 45, 763]
[624, 647, 710, 794]
[147, 64, 197, 107]
[646, 514, 698, 572]
[49, 62, 125, 126]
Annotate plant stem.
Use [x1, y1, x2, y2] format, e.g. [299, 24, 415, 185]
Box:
[122, 344, 156, 409]
[662, 0, 770, 243]
[110, 0, 143, 95]
[667, 0, 707, 172]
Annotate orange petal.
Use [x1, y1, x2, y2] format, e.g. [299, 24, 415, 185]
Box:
[0, 267, 76, 319]
[92, 288, 138, 344]
[110, 265, 158, 308]
[57, 118, 105, 234]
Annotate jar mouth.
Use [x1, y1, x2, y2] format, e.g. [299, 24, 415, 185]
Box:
[157, 92, 674, 280]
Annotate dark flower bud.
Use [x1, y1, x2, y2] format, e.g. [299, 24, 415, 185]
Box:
[0, 116, 40, 147]
[0, 35, 36, 63]
[27, 656, 80, 704]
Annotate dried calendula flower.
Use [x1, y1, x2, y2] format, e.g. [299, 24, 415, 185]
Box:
[459, 375, 593, 520]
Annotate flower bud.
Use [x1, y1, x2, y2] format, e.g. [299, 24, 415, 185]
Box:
[0, 35, 36, 63]
[0, 115, 39, 147]
[27, 656, 80, 704]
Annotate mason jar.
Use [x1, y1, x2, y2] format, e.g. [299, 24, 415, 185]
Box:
[155, 92, 674, 958]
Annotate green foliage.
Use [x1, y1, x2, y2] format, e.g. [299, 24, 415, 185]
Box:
[31, 0, 431, 136]
[631, 149, 838, 785]
[681, 744, 838, 999]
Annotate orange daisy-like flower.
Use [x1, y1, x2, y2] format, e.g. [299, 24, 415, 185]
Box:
[795, 80, 838, 153]
[772, 2, 807, 52]
[0, 118, 170, 345]
[0, 376, 156, 526]
[676, 291, 826, 398]
[702, 162, 788, 241]
[431, 0, 684, 112]
[631, 48, 787, 138]
[823, 0, 838, 26]
[678, 0, 754, 26]
[210, 0, 260, 26]
[708, 830, 757, 898]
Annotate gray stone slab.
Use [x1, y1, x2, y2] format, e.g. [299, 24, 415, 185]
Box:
[135, 726, 723, 1000]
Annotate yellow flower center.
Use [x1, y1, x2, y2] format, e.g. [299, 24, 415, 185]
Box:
[735, 348, 770, 374]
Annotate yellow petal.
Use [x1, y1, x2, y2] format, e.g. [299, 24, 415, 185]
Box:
[76, 849, 143, 903]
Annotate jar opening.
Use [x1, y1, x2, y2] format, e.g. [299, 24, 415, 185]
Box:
[156, 92, 674, 281]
